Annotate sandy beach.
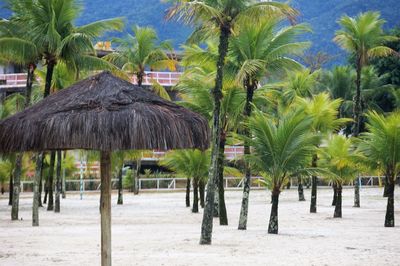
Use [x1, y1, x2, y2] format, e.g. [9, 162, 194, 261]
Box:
[0, 187, 399, 266]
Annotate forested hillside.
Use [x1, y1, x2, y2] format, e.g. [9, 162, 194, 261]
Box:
[1, 0, 399, 65]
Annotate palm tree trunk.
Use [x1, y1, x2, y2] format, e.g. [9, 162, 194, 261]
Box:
[384, 169, 395, 227]
[238, 81, 256, 230]
[192, 179, 199, 213]
[11, 153, 22, 220]
[268, 188, 280, 234]
[334, 184, 342, 218]
[199, 180, 205, 208]
[185, 178, 191, 207]
[218, 132, 228, 225]
[200, 25, 230, 245]
[137, 70, 144, 87]
[44, 178, 48, 203]
[352, 58, 363, 207]
[354, 177, 360, 207]
[298, 176, 305, 201]
[117, 169, 123, 205]
[32, 153, 43, 226]
[213, 185, 219, 217]
[332, 183, 338, 206]
[47, 151, 56, 211]
[310, 154, 318, 213]
[8, 173, 13, 206]
[55, 150, 62, 213]
[383, 175, 389, 197]
[11, 63, 36, 219]
[44, 59, 56, 98]
[133, 159, 141, 195]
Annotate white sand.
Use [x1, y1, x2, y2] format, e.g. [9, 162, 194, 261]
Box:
[0, 187, 399, 266]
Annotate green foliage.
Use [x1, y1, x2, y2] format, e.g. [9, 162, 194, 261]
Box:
[334, 12, 397, 66]
[103, 24, 176, 83]
[247, 107, 320, 191]
[160, 149, 210, 182]
[319, 135, 363, 186]
[228, 17, 310, 86]
[296, 92, 351, 135]
[358, 111, 400, 180]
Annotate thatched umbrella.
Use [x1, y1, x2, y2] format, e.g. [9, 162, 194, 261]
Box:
[0, 71, 209, 266]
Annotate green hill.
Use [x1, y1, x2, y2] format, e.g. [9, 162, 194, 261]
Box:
[1, 0, 399, 65]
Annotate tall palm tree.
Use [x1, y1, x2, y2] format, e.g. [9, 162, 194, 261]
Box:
[8, 0, 124, 97]
[358, 111, 400, 227]
[297, 93, 350, 213]
[247, 108, 319, 234]
[177, 56, 245, 223]
[161, 149, 210, 213]
[320, 135, 362, 218]
[228, 17, 310, 230]
[335, 12, 396, 137]
[167, 0, 298, 244]
[104, 25, 176, 87]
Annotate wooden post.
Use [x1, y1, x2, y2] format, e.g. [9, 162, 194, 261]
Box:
[100, 151, 112, 266]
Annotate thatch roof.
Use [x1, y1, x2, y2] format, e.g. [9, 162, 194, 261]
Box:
[0, 71, 209, 152]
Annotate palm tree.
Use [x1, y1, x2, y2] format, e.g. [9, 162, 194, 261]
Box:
[8, 0, 124, 97]
[161, 149, 209, 213]
[320, 135, 362, 218]
[228, 17, 310, 230]
[104, 25, 176, 87]
[247, 108, 319, 234]
[167, 0, 298, 244]
[297, 93, 350, 213]
[334, 11, 396, 137]
[177, 44, 245, 224]
[358, 111, 400, 227]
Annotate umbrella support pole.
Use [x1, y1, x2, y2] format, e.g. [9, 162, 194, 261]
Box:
[100, 151, 112, 266]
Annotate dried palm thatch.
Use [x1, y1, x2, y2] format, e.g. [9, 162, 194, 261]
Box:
[0, 71, 209, 153]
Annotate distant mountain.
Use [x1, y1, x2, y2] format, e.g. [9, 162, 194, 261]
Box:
[1, 0, 399, 66]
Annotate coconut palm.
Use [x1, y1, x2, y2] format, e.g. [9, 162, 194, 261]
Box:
[104, 25, 176, 87]
[7, 0, 124, 97]
[177, 42, 246, 224]
[297, 93, 350, 213]
[319, 66, 355, 120]
[247, 108, 319, 234]
[228, 17, 310, 230]
[334, 12, 397, 137]
[167, 0, 298, 244]
[320, 135, 363, 218]
[358, 111, 400, 227]
[161, 149, 209, 213]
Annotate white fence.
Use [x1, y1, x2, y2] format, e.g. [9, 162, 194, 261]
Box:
[18, 176, 383, 193]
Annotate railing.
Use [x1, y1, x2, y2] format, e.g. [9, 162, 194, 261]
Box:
[131, 71, 182, 87]
[0, 73, 27, 89]
[0, 71, 183, 89]
[17, 176, 383, 193]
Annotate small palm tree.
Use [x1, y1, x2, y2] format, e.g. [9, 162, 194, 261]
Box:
[297, 93, 350, 213]
[247, 108, 319, 234]
[358, 111, 400, 227]
[228, 17, 310, 230]
[334, 11, 397, 137]
[104, 25, 176, 87]
[320, 135, 362, 218]
[161, 149, 209, 213]
[167, 0, 298, 244]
